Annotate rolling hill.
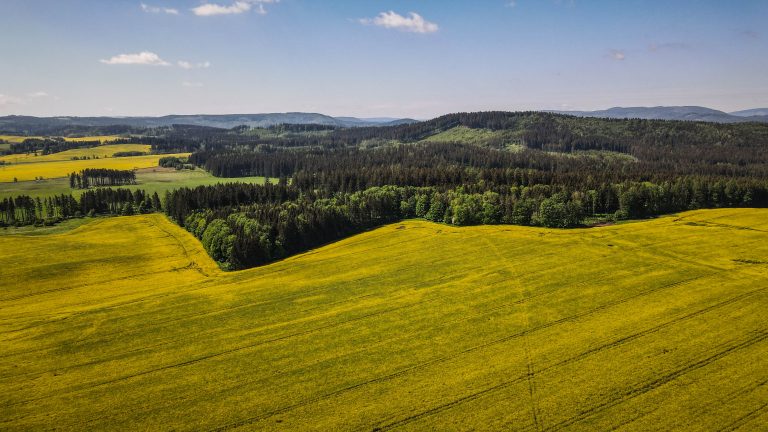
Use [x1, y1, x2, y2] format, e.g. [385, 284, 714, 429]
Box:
[0, 113, 419, 135]
[1, 209, 767, 430]
[552, 106, 768, 123]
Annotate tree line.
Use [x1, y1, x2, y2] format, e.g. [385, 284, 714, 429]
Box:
[0, 189, 162, 227]
[165, 177, 768, 269]
[7, 138, 101, 155]
[68, 168, 137, 189]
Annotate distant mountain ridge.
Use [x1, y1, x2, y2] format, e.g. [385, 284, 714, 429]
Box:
[2, 107, 767, 135]
[0, 113, 419, 134]
[550, 106, 768, 123]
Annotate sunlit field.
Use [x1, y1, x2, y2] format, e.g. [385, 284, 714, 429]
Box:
[1, 208, 766, 431]
[0, 144, 151, 165]
[0, 145, 189, 182]
[0, 135, 121, 143]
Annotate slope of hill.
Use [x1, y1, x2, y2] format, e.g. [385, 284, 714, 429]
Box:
[1, 209, 767, 430]
[552, 106, 768, 123]
[0, 114, 419, 135]
[730, 108, 768, 117]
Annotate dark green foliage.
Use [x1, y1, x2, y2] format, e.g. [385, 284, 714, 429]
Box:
[0, 189, 162, 227]
[9, 138, 101, 155]
[68, 168, 137, 189]
[112, 151, 146, 157]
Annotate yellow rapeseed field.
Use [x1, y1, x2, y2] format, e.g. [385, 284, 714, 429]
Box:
[0, 135, 121, 143]
[0, 145, 188, 182]
[1, 209, 767, 430]
[0, 144, 152, 164]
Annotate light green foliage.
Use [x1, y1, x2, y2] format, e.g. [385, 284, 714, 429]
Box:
[1, 209, 767, 430]
[201, 219, 235, 264]
[421, 126, 522, 149]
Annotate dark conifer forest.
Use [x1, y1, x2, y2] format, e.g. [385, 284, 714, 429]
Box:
[5, 111, 768, 269]
[162, 112, 768, 269]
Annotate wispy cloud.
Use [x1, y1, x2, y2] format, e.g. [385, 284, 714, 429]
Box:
[359, 11, 438, 34]
[140, 3, 179, 15]
[506, 1, 517, 7]
[27, 91, 49, 98]
[100, 51, 171, 66]
[608, 49, 626, 61]
[178, 60, 211, 69]
[0, 94, 24, 106]
[182, 81, 204, 87]
[192, 0, 277, 17]
[648, 42, 690, 52]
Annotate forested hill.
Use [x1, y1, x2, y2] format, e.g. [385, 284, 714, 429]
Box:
[0, 113, 418, 135]
[550, 106, 768, 123]
[156, 111, 768, 269]
[6, 111, 768, 269]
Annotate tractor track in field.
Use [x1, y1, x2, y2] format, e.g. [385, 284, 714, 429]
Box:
[1, 253, 622, 380]
[544, 330, 768, 431]
[145, 216, 214, 277]
[368, 286, 767, 431]
[1, 295, 455, 408]
[482, 237, 543, 431]
[605, 376, 768, 432]
[0, 266, 194, 304]
[1, 263, 743, 414]
[206, 273, 758, 431]
[719, 401, 768, 432]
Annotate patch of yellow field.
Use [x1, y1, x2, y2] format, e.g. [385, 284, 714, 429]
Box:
[0, 135, 43, 143]
[63, 135, 122, 142]
[0, 144, 152, 165]
[1, 209, 767, 430]
[0, 145, 188, 182]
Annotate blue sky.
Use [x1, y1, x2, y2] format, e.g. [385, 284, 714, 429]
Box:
[0, 0, 766, 118]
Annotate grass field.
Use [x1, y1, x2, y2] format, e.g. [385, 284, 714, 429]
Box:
[421, 126, 524, 151]
[0, 145, 189, 182]
[1, 209, 767, 430]
[0, 167, 269, 200]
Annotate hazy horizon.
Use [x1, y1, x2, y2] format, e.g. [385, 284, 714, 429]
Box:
[1, 0, 766, 118]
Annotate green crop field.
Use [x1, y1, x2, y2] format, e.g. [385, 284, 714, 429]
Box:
[1, 208, 767, 430]
[0, 167, 270, 201]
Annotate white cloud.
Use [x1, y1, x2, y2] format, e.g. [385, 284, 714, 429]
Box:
[192, 0, 277, 17]
[182, 81, 204, 87]
[141, 3, 179, 14]
[359, 11, 438, 34]
[27, 91, 49, 98]
[608, 49, 625, 61]
[178, 60, 211, 69]
[100, 51, 171, 66]
[506, 1, 517, 7]
[360, 11, 439, 33]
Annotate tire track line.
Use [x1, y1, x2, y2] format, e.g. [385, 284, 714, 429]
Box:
[371, 287, 767, 431]
[719, 401, 768, 432]
[209, 268, 742, 431]
[483, 237, 542, 431]
[0, 298, 440, 409]
[544, 330, 768, 431]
